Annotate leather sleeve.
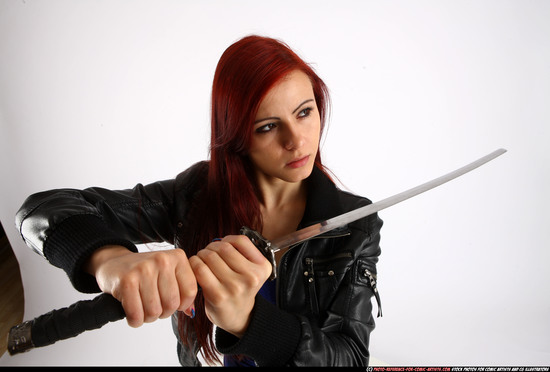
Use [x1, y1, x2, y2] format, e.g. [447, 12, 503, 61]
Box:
[215, 295, 303, 366]
[15, 178, 178, 293]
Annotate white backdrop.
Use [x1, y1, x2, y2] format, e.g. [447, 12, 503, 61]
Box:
[1, 0, 548, 366]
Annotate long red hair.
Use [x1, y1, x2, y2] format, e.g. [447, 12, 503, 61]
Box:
[178, 35, 331, 364]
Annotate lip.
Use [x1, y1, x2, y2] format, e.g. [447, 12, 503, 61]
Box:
[286, 155, 310, 169]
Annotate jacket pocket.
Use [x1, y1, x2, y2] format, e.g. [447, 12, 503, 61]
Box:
[303, 252, 353, 316]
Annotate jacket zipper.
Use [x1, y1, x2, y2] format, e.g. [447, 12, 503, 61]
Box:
[305, 251, 352, 265]
[276, 231, 350, 307]
[304, 257, 319, 315]
[363, 268, 383, 318]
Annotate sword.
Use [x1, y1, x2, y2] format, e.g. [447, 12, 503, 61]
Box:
[7, 148, 507, 356]
[241, 148, 508, 280]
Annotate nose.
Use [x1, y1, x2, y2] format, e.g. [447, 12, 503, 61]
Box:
[282, 122, 305, 151]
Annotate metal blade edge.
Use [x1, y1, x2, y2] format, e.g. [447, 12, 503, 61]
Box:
[269, 148, 507, 252]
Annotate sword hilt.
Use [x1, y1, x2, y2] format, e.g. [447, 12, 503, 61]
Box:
[240, 226, 277, 280]
[7, 293, 125, 355]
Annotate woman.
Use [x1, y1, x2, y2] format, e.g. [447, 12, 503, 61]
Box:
[15, 35, 383, 366]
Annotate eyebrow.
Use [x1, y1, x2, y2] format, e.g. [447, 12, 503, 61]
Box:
[254, 99, 315, 124]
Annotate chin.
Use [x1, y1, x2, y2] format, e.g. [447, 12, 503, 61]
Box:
[284, 164, 314, 183]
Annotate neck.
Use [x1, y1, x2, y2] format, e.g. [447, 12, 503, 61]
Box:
[256, 177, 308, 242]
[258, 178, 306, 210]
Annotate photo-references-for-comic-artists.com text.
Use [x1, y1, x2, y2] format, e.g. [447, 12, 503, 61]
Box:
[366, 367, 549, 372]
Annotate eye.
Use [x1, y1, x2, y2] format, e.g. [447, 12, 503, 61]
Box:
[298, 107, 312, 118]
[255, 122, 277, 134]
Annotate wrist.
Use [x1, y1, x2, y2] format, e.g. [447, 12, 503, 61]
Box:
[84, 245, 133, 277]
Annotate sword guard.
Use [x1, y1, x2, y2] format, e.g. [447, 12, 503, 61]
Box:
[240, 226, 277, 280]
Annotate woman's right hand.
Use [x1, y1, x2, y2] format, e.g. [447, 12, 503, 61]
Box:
[84, 245, 198, 328]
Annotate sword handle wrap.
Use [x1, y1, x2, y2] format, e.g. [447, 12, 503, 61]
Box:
[240, 226, 277, 280]
[7, 292, 125, 355]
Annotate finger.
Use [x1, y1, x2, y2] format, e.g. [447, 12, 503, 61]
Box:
[138, 272, 163, 324]
[195, 247, 236, 284]
[115, 277, 145, 328]
[222, 235, 269, 264]
[205, 240, 251, 275]
[157, 267, 181, 319]
[121, 296, 145, 328]
[206, 240, 273, 286]
[189, 255, 224, 297]
[174, 250, 198, 314]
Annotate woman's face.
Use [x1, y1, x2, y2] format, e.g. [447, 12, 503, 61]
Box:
[249, 70, 321, 186]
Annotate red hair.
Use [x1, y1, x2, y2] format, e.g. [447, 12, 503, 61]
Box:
[178, 35, 331, 364]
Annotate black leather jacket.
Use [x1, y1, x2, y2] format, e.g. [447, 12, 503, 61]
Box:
[16, 161, 383, 366]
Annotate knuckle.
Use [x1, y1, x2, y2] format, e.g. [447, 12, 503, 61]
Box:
[181, 283, 198, 299]
[174, 249, 191, 265]
[172, 248, 187, 258]
[190, 259, 209, 278]
[144, 303, 162, 320]
[235, 234, 251, 247]
[118, 273, 140, 292]
[136, 261, 155, 277]
[262, 261, 273, 276]
[223, 280, 239, 294]
[166, 294, 181, 311]
[209, 290, 228, 306]
[218, 242, 234, 255]
[196, 263, 211, 278]
[124, 309, 142, 328]
[188, 255, 201, 269]
[245, 274, 262, 289]
[227, 278, 249, 296]
[152, 252, 172, 269]
[188, 255, 199, 265]
[199, 248, 218, 262]
[127, 319, 141, 328]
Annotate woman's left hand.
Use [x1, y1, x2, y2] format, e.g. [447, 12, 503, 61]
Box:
[189, 235, 272, 338]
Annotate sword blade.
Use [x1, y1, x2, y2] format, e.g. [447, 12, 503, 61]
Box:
[269, 148, 507, 253]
